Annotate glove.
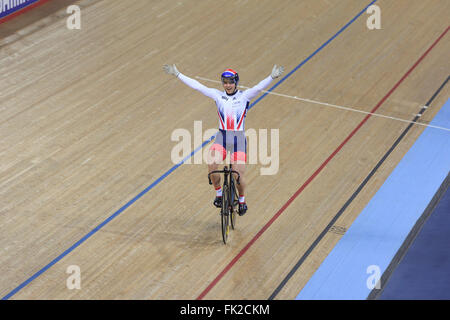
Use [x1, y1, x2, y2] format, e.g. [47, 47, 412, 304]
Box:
[163, 64, 180, 77]
[271, 65, 284, 79]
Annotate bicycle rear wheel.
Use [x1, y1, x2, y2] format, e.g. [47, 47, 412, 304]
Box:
[221, 184, 230, 244]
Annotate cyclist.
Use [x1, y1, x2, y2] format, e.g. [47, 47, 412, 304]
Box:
[163, 64, 284, 215]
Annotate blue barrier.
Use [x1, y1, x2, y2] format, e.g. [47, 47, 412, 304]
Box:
[0, 0, 41, 20]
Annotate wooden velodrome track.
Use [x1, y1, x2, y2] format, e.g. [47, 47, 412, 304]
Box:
[1, 0, 449, 300]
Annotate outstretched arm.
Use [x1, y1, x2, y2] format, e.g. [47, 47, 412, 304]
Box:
[163, 64, 219, 100]
[243, 65, 284, 101]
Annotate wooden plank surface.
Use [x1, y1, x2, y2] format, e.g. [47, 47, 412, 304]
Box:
[0, 0, 448, 299]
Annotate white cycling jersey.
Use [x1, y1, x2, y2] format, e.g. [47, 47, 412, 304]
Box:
[177, 73, 273, 131]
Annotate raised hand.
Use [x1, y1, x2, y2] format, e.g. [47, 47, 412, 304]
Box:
[163, 64, 180, 77]
[271, 65, 284, 79]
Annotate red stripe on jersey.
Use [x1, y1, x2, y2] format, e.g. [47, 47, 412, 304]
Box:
[217, 111, 225, 130]
[226, 114, 234, 130]
[236, 109, 246, 130]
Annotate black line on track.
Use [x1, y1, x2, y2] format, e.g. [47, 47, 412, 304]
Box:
[269, 75, 449, 300]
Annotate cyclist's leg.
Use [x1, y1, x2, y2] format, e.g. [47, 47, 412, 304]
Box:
[231, 132, 248, 214]
[231, 154, 246, 197]
[231, 132, 247, 191]
[207, 130, 227, 189]
[208, 132, 227, 209]
[231, 154, 248, 215]
[208, 147, 225, 188]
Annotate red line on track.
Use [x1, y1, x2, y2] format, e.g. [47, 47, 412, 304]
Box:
[0, 0, 52, 25]
[197, 25, 449, 300]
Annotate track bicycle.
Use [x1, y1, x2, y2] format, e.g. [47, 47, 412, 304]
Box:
[208, 164, 240, 244]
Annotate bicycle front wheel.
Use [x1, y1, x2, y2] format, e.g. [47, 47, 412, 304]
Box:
[221, 184, 230, 244]
[230, 176, 238, 230]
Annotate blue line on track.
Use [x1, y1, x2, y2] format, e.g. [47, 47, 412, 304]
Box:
[249, 0, 377, 110]
[2, 0, 377, 299]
